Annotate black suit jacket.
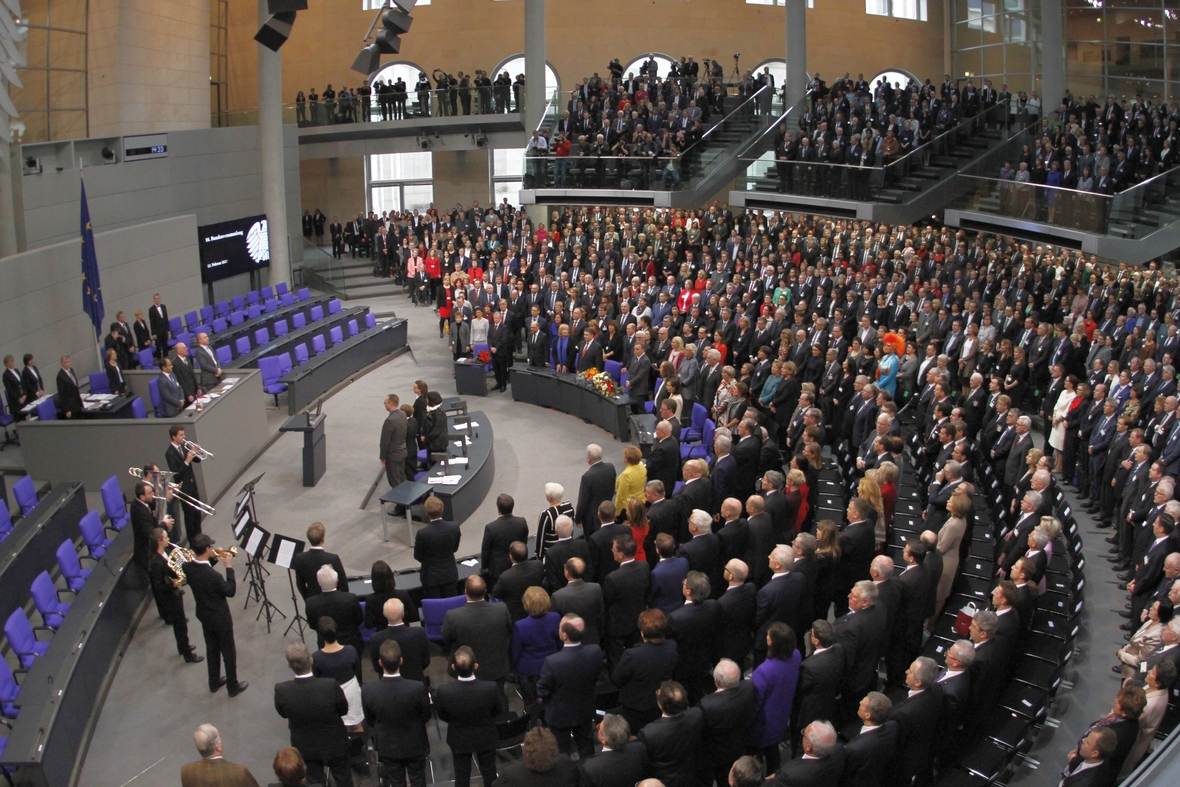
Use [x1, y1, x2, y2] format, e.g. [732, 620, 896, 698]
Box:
[668, 599, 722, 681]
[647, 436, 681, 495]
[414, 519, 461, 588]
[577, 461, 617, 537]
[755, 572, 808, 651]
[442, 600, 514, 681]
[718, 582, 758, 662]
[837, 520, 876, 596]
[551, 580, 605, 646]
[794, 644, 845, 732]
[369, 624, 430, 682]
[603, 560, 651, 636]
[699, 680, 756, 770]
[479, 515, 529, 582]
[772, 748, 846, 787]
[185, 561, 235, 628]
[840, 721, 899, 787]
[149, 303, 170, 340]
[56, 368, 82, 417]
[306, 590, 364, 652]
[131, 499, 159, 571]
[588, 523, 631, 583]
[745, 513, 777, 586]
[171, 353, 198, 400]
[493, 559, 546, 621]
[611, 639, 679, 711]
[361, 675, 431, 760]
[545, 537, 591, 591]
[1059, 759, 1116, 787]
[434, 678, 508, 753]
[21, 365, 43, 403]
[580, 740, 647, 787]
[274, 676, 350, 760]
[891, 685, 944, 783]
[290, 548, 349, 600]
[638, 709, 705, 787]
[677, 532, 722, 589]
[538, 642, 604, 728]
[834, 604, 887, 698]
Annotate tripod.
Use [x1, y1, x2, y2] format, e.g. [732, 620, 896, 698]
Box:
[284, 569, 308, 641]
[730, 55, 742, 82]
[243, 552, 284, 633]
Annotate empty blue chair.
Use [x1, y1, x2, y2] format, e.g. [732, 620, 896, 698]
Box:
[247, 304, 262, 320]
[294, 343, 310, 365]
[684, 419, 717, 461]
[138, 348, 156, 369]
[195, 324, 212, 338]
[13, 476, 36, 516]
[88, 371, 111, 394]
[328, 299, 342, 315]
[235, 336, 251, 356]
[277, 353, 293, 377]
[212, 317, 228, 333]
[365, 313, 376, 330]
[79, 510, 112, 559]
[168, 316, 183, 344]
[604, 359, 622, 382]
[229, 311, 245, 326]
[276, 282, 289, 296]
[199, 305, 214, 323]
[184, 311, 199, 331]
[216, 346, 233, 366]
[0, 655, 22, 718]
[347, 319, 359, 337]
[259, 357, 288, 406]
[292, 312, 307, 329]
[232, 295, 245, 311]
[682, 402, 709, 443]
[274, 320, 289, 337]
[0, 394, 13, 448]
[422, 596, 467, 643]
[280, 292, 295, 307]
[0, 500, 13, 542]
[36, 399, 57, 421]
[130, 397, 147, 419]
[264, 298, 279, 313]
[176, 331, 194, 348]
[148, 378, 163, 417]
[310, 305, 324, 321]
[4, 609, 48, 668]
[261, 286, 274, 300]
[298, 287, 310, 301]
[216, 300, 230, 317]
[312, 335, 327, 355]
[56, 540, 91, 591]
[101, 476, 130, 530]
[247, 290, 260, 305]
[31, 571, 70, 629]
[329, 326, 344, 346]
[254, 327, 270, 346]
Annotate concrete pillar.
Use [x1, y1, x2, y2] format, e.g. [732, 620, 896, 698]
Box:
[524, 0, 546, 132]
[0, 108, 17, 258]
[785, 0, 807, 108]
[1041, 0, 1064, 117]
[258, 0, 291, 285]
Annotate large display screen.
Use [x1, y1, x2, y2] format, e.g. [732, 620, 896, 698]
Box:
[197, 215, 271, 283]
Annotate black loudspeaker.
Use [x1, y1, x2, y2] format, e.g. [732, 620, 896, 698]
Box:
[351, 44, 381, 76]
[267, 0, 307, 13]
[255, 11, 296, 52]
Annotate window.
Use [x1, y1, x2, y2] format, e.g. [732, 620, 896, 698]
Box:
[493, 56, 560, 102]
[368, 152, 433, 213]
[370, 61, 426, 88]
[491, 148, 524, 204]
[967, 0, 997, 32]
[871, 70, 916, 92]
[866, 0, 927, 20]
[622, 53, 679, 80]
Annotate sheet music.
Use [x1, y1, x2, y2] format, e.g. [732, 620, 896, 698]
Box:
[275, 539, 297, 569]
[245, 527, 266, 556]
[233, 509, 251, 539]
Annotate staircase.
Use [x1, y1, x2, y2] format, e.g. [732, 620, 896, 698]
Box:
[299, 243, 405, 300]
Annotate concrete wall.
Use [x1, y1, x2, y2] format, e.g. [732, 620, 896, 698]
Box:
[299, 157, 366, 225]
[0, 214, 203, 382]
[433, 149, 491, 208]
[88, 0, 212, 137]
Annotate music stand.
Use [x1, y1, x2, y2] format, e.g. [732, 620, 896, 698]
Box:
[238, 520, 285, 631]
[270, 534, 308, 640]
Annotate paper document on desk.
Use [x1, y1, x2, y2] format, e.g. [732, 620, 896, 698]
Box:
[460, 559, 479, 567]
[427, 475, 462, 485]
[447, 456, 469, 466]
[453, 437, 471, 447]
[221, 377, 242, 386]
[452, 422, 481, 430]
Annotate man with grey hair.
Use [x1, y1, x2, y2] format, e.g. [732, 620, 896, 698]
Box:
[647, 419, 681, 497]
[890, 657, 944, 787]
[180, 724, 260, 787]
[305, 563, 364, 667]
[699, 658, 756, 787]
[754, 545, 805, 663]
[274, 642, 352, 787]
[771, 720, 842, 784]
[543, 514, 590, 592]
[761, 470, 789, 538]
[719, 557, 758, 663]
[924, 459, 964, 528]
[576, 443, 616, 538]
[677, 508, 722, 592]
[835, 579, 887, 717]
[674, 458, 714, 527]
[582, 714, 646, 786]
[669, 570, 722, 702]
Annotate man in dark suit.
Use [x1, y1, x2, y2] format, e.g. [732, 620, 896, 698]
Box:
[841, 692, 899, 787]
[674, 459, 716, 524]
[479, 494, 528, 583]
[754, 546, 808, 663]
[699, 658, 756, 787]
[935, 639, 976, 763]
[718, 558, 758, 664]
[291, 522, 348, 600]
[638, 680, 704, 787]
[1060, 728, 1119, 787]
[149, 293, 170, 359]
[717, 498, 750, 565]
[185, 534, 247, 696]
[646, 481, 684, 549]
[677, 507, 722, 590]
[733, 419, 762, 504]
[890, 657, 944, 787]
[835, 500, 877, 615]
[1129, 513, 1176, 621]
[414, 496, 461, 598]
[576, 444, 617, 538]
[180, 724, 260, 787]
[793, 620, 844, 739]
[581, 714, 647, 787]
[442, 575, 513, 685]
[602, 534, 651, 667]
[170, 342, 199, 403]
[625, 341, 653, 400]
[305, 565, 364, 666]
[166, 425, 203, 543]
[745, 495, 777, 587]
[647, 420, 681, 496]
[543, 515, 591, 591]
[538, 614, 604, 757]
[20, 353, 44, 406]
[488, 309, 514, 391]
[274, 642, 352, 787]
[55, 355, 82, 418]
[362, 639, 431, 787]
[193, 333, 222, 392]
[650, 534, 691, 614]
[587, 501, 630, 583]
[834, 580, 887, 716]
[368, 597, 430, 682]
[380, 393, 409, 490]
[770, 720, 845, 787]
[157, 359, 184, 417]
[667, 571, 722, 702]
[886, 541, 933, 689]
[132, 480, 173, 572]
[492, 541, 545, 622]
[434, 646, 507, 787]
[552, 557, 605, 646]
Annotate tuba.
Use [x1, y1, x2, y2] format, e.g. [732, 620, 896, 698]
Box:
[166, 543, 196, 588]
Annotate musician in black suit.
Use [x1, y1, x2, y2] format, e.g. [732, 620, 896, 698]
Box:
[20, 353, 44, 405]
[718, 558, 758, 664]
[362, 639, 432, 787]
[274, 642, 351, 787]
[841, 692, 899, 787]
[368, 597, 430, 682]
[132, 480, 173, 573]
[793, 620, 844, 737]
[146, 527, 202, 663]
[576, 445, 617, 538]
[602, 534, 651, 667]
[493, 541, 545, 621]
[185, 534, 246, 696]
[414, 496, 461, 598]
[480, 493, 529, 583]
[581, 714, 647, 787]
[433, 646, 508, 787]
[304, 565, 364, 672]
[149, 293, 171, 358]
[770, 720, 845, 787]
[55, 355, 83, 418]
[699, 659, 756, 787]
[166, 425, 204, 543]
[442, 575, 514, 685]
[291, 521, 349, 600]
[637, 680, 704, 787]
[2, 355, 26, 419]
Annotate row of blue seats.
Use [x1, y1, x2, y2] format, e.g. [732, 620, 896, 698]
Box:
[171, 283, 303, 341]
[258, 313, 378, 404]
[0, 476, 130, 727]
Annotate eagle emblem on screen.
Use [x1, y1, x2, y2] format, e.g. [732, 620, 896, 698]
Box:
[247, 219, 270, 264]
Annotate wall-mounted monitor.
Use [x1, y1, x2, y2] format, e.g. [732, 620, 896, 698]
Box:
[197, 215, 271, 283]
[123, 133, 168, 162]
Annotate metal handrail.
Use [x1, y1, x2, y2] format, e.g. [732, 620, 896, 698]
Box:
[681, 83, 772, 156]
[881, 101, 1008, 174]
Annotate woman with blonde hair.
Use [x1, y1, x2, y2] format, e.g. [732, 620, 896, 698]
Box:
[615, 445, 647, 512]
[669, 336, 687, 371]
[934, 489, 971, 617]
[813, 520, 842, 622]
[858, 474, 886, 549]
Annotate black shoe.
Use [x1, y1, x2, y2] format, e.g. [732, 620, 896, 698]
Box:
[184, 651, 205, 664]
[1119, 611, 1133, 619]
[1113, 665, 1125, 673]
[1107, 554, 1124, 563]
[210, 677, 228, 693]
[1118, 583, 1128, 590]
[228, 681, 249, 697]
[1120, 621, 1134, 630]
[1105, 536, 1120, 544]
[1097, 521, 1112, 529]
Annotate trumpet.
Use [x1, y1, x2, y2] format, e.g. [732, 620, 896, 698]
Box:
[182, 440, 214, 460]
[212, 546, 239, 561]
[168, 483, 216, 517]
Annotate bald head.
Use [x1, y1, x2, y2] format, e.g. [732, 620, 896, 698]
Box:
[383, 597, 405, 624]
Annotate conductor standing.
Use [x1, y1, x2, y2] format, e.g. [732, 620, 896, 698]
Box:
[185, 534, 247, 697]
[380, 394, 409, 489]
[166, 425, 204, 543]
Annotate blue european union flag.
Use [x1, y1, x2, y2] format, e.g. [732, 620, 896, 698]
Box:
[80, 180, 104, 340]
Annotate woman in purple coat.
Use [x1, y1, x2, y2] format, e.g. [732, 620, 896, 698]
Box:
[510, 587, 561, 723]
[749, 622, 802, 774]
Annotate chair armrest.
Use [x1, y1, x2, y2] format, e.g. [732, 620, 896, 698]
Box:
[33, 626, 54, 640]
[57, 588, 76, 601]
[79, 554, 99, 565]
[104, 524, 121, 536]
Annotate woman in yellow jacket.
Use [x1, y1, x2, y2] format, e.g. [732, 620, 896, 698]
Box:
[614, 444, 647, 513]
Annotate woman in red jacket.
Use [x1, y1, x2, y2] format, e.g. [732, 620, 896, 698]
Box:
[424, 248, 442, 303]
[436, 273, 453, 338]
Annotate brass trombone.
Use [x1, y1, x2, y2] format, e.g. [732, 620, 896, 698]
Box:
[182, 440, 214, 460]
[167, 483, 216, 517]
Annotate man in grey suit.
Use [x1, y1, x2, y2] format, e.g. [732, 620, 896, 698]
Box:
[625, 340, 653, 402]
[551, 557, 606, 647]
[193, 333, 222, 392]
[1004, 415, 1034, 488]
[441, 575, 513, 687]
[158, 358, 184, 417]
[379, 394, 409, 489]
